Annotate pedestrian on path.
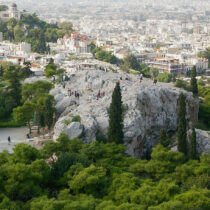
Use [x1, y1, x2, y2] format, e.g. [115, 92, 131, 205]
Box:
[8, 136, 11, 145]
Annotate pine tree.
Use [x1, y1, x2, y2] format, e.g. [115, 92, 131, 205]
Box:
[177, 93, 187, 156]
[190, 66, 198, 96]
[160, 129, 169, 147]
[107, 82, 124, 144]
[189, 127, 198, 160]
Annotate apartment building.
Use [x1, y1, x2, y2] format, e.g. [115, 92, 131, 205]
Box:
[147, 58, 185, 75]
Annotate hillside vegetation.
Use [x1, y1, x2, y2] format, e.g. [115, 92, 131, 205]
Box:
[0, 13, 73, 53]
[0, 134, 209, 209]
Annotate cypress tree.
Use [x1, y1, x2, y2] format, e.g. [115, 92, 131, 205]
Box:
[177, 93, 187, 156]
[107, 82, 123, 144]
[160, 129, 169, 147]
[189, 127, 198, 160]
[0, 65, 4, 77]
[190, 66, 198, 96]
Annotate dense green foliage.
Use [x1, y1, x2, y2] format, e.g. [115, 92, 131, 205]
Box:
[16, 80, 55, 131]
[108, 82, 124, 144]
[0, 134, 209, 209]
[197, 86, 210, 130]
[13, 102, 35, 133]
[121, 54, 141, 71]
[159, 129, 169, 148]
[157, 72, 172, 83]
[149, 68, 159, 79]
[45, 63, 65, 79]
[0, 14, 73, 53]
[0, 61, 55, 129]
[177, 93, 187, 156]
[198, 48, 210, 67]
[190, 66, 198, 96]
[174, 79, 210, 131]
[91, 46, 122, 65]
[0, 5, 8, 11]
[189, 127, 198, 160]
[0, 62, 32, 122]
[175, 79, 191, 91]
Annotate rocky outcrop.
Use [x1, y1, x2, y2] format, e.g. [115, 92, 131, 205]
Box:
[53, 116, 84, 140]
[193, 129, 210, 154]
[51, 70, 199, 158]
[171, 129, 210, 155]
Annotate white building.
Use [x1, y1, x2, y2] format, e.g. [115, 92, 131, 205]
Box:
[57, 32, 90, 54]
[0, 3, 21, 21]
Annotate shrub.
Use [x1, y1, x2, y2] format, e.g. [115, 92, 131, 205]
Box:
[157, 73, 172, 83]
[175, 79, 191, 91]
[63, 120, 71, 125]
[72, 115, 81, 122]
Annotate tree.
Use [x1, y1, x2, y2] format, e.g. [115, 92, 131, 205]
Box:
[177, 93, 187, 156]
[150, 68, 159, 79]
[198, 48, 210, 67]
[107, 82, 124, 144]
[21, 62, 33, 78]
[45, 63, 57, 78]
[42, 94, 55, 130]
[13, 143, 39, 164]
[0, 5, 8, 11]
[3, 65, 22, 107]
[160, 129, 169, 147]
[13, 102, 35, 133]
[35, 94, 55, 131]
[0, 65, 4, 77]
[189, 127, 198, 160]
[122, 54, 141, 71]
[59, 22, 73, 30]
[157, 73, 172, 83]
[190, 66, 198, 96]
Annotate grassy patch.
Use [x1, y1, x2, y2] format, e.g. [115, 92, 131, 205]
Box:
[72, 115, 81, 122]
[0, 120, 25, 128]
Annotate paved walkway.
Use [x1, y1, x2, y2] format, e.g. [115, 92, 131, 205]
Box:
[0, 127, 29, 152]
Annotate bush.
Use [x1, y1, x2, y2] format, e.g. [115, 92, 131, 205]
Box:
[63, 120, 71, 125]
[197, 79, 205, 86]
[157, 73, 172, 83]
[72, 115, 81, 122]
[175, 79, 191, 91]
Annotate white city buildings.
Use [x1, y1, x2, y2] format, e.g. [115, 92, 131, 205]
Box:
[57, 32, 90, 54]
[0, 3, 21, 21]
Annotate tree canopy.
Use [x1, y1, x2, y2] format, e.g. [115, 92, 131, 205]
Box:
[0, 14, 73, 54]
[0, 135, 209, 209]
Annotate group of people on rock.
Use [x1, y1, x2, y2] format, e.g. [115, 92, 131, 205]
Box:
[96, 90, 105, 100]
[91, 90, 105, 100]
[67, 88, 80, 98]
[120, 75, 131, 81]
[62, 74, 72, 82]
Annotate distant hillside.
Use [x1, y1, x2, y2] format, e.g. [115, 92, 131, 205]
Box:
[0, 10, 73, 53]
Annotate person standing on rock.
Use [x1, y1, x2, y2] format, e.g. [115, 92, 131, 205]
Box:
[98, 90, 101, 98]
[153, 79, 157, 85]
[8, 136, 11, 145]
[68, 88, 71, 96]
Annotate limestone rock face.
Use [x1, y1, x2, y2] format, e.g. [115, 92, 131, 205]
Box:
[53, 116, 84, 141]
[51, 70, 199, 158]
[195, 129, 210, 154]
[171, 129, 210, 155]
